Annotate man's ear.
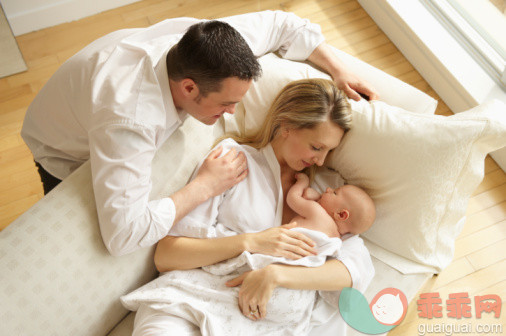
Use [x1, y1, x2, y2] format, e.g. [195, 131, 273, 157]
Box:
[334, 210, 349, 221]
[180, 78, 199, 99]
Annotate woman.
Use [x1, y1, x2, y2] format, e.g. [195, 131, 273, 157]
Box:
[121, 78, 374, 335]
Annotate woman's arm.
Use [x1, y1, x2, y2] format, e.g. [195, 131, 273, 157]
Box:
[227, 235, 374, 320]
[226, 259, 351, 320]
[154, 234, 246, 272]
[155, 224, 317, 272]
[271, 259, 351, 290]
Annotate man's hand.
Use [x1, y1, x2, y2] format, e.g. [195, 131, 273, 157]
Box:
[170, 145, 247, 225]
[308, 43, 379, 102]
[194, 146, 248, 199]
[332, 69, 379, 102]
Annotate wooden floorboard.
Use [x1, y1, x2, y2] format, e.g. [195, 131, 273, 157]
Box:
[1, 0, 504, 333]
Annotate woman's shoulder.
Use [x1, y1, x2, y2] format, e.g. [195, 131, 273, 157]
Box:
[213, 138, 258, 156]
[214, 137, 241, 149]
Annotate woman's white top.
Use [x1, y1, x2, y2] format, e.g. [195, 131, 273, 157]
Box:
[171, 138, 374, 292]
[21, 11, 324, 256]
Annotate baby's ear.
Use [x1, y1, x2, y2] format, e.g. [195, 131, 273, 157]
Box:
[334, 210, 349, 221]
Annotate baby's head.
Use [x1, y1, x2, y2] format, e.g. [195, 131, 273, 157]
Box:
[318, 184, 375, 237]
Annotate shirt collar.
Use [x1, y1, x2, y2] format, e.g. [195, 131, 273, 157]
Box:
[155, 51, 187, 127]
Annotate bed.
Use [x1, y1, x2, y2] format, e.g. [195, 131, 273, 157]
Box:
[1, 46, 504, 336]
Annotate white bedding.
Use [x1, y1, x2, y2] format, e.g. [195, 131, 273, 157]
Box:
[120, 138, 374, 335]
[120, 228, 346, 336]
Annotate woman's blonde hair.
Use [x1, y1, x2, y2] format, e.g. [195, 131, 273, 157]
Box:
[222, 78, 352, 178]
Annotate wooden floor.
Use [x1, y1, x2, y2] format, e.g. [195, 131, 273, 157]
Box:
[1, 0, 504, 333]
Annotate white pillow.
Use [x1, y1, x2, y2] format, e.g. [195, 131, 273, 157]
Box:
[222, 51, 437, 136]
[327, 99, 506, 274]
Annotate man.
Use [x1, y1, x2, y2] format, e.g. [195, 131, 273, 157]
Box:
[21, 10, 378, 256]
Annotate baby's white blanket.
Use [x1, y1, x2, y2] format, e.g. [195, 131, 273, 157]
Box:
[121, 228, 343, 336]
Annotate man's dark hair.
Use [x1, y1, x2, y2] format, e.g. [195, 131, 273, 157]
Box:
[166, 20, 261, 96]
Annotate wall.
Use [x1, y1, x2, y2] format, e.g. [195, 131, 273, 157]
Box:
[1, 0, 140, 36]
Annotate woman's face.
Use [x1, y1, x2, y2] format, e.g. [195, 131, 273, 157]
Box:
[275, 120, 345, 171]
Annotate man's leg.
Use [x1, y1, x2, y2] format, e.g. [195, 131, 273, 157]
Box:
[35, 162, 62, 195]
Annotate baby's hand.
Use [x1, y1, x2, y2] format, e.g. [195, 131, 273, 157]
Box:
[295, 173, 309, 182]
[302, 187, 321, 201]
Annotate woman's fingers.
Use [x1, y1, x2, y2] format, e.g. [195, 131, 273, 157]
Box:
[280, 222, 297, 229]
[239, 292, 258, 321]
[258, 302, 267, 320]
[248, 304, 260, 321]
[279, 250, 307, 260]
[250, 226, 317, 258]
[225, 273, 245, 287]
[279, 238, 317, 259]
[285, 229, 316, 248]
[278, 231, 317, 257]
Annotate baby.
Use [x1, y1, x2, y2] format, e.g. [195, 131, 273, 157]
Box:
[287, 173, 375, 238]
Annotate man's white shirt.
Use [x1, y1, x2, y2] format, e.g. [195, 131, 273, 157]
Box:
[21, 11, 325, 256]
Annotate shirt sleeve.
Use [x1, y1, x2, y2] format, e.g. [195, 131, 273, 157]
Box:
[220, 10, 325, 61]
[89, 121, 176, 256]
[89, 42, 183, 256]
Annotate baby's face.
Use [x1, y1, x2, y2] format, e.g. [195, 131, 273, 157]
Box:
[319, 187, 343, 208]
[318, 186, 352, 236]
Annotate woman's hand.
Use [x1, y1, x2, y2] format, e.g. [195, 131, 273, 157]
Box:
[194, 146, 248, 199]
[244, 222, 317, 259]
[226, 265, 279, 320]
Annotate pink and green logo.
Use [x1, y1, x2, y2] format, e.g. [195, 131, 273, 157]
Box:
[339, 287, 408, 334]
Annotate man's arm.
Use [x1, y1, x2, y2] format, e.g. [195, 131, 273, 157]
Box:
[90, 125, 247, 257]
[221, 10, 324, 61]
[221, 10, 378, 100]
[307, 43, 379, 101]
